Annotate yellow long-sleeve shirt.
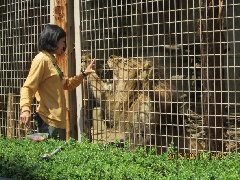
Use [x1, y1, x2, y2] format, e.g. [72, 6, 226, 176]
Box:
[20, 51, 85, 129]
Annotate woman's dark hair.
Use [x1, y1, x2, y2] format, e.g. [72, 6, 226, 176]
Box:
[39, 24, 66, 52]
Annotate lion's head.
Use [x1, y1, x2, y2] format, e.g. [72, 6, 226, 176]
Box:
[107, 55, 153, 80]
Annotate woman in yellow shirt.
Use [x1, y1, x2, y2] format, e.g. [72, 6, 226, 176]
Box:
[20, 24, 95, 140]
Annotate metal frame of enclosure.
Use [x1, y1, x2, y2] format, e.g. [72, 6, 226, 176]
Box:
[0, 0, 239, 154]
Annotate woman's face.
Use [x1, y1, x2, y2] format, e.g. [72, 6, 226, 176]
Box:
[54, 37, 66, 55]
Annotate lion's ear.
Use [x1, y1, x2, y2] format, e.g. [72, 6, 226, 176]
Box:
[109, 55, 122, 59]
[109, 55, 116, 59]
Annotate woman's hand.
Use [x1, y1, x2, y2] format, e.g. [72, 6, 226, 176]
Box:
[84, 58, 96, 75]
[20, 111, 31, 126]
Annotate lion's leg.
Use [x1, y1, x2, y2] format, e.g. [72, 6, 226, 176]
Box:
[128, 93, 154, 148]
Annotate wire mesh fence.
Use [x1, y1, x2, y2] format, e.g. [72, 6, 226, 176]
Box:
[0, 0, 240, 154]
[0, 0, 50, 137]
[80, 0, 240, 153]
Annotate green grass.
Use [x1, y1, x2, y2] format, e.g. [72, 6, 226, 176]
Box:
[0, 136, 239, 180]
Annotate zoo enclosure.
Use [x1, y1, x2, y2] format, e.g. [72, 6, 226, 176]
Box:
[0, 0, 240, 153]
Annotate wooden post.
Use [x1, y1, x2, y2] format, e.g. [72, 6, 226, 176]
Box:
[53, 0, 76, 140]
[7, 93, 15, 138]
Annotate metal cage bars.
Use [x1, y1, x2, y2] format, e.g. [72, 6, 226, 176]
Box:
[0, 0, 50, 137]
[79, 0, 240, 153]
[0, 0, 240, 153]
